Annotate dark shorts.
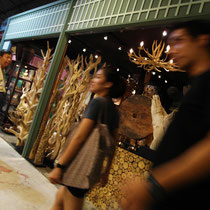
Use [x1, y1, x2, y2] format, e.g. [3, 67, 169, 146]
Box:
[66, 186, 89, 198]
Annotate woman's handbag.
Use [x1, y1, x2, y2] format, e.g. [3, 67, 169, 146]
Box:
[60, 98, 116, 189]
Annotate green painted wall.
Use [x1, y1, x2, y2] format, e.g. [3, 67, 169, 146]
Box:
[4, 0, 71, 40]
[67, 0, 210, 33]
[2, 0, 210, 41]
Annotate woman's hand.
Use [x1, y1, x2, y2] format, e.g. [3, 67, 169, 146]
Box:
[48, 167, 63, 184]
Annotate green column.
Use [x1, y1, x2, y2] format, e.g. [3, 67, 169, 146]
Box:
[22, 0, 76, 158]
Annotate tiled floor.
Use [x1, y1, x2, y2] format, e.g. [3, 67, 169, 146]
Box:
[0, 130, 98, 210]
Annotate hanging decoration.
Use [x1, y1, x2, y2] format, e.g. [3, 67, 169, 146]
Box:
[128, 40, 185, 72]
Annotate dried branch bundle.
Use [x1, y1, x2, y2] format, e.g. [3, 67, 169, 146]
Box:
[128, 40, 185, 72]
[33, 54, 102, 164]
[6, 43, 53, 146]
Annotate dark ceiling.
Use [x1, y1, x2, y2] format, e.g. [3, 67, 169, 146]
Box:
[0, 0, 58, 27]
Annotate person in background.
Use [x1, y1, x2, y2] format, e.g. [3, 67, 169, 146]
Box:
[49, 67, 126, 210]
[121, 19, 210, 210]
[0, 50, 12, 113]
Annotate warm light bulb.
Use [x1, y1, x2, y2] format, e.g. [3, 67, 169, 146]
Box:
[165, 80, 168, 83]
[118, 46, 122, 50]
[104, 36, 108, 40]
[166, 45, 170, 53]
[128, 74, 131, 78]
[132, 90, 136, 95]
[134, 58, 137, 61]
[140, 41, 144, 47]
[68, 40, 72, 43]
[162, 30, 167, 36]
[144, 58, 148, 60]
[83, 48, 86, 52]
[129, 48, 134, 54]
[152, 71, 156, 75]
[170, 59, 173, 64]
[117, 68, 120, 72]
[24, 66, 27, 68]
[158, 75, 161, 79]
[95, 55, 99, 59]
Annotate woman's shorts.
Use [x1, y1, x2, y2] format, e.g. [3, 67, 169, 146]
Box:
[66, 186, 89, 198]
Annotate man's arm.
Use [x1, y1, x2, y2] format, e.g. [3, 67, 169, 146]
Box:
[121, 131, 210, 210]
[152, 131, 210, 191]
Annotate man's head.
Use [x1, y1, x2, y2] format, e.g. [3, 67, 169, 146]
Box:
[168, 20, 210, 74]
[0, 50, 12, 69]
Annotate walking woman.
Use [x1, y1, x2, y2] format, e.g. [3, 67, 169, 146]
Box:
[49, 66, 126, 210]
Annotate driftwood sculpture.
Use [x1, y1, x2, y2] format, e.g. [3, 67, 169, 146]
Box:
[150, 95, 177, 150]
[6, 43, 53, 146]
[33, 54, 102, 164]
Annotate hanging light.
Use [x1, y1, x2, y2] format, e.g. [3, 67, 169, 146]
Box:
[140, 41, 144, 47]
[118, 46, 122, 51]
[117, 68, 120, 72]
[129, 48, 134, 54]
[166, 45, 170, 53]
[24, 66, 27, 68]
[170, 59, 173, 64]
[152, 71, 156, 75]
[95, 55, 99, 59]
[128, 74, 131, 78]
[104, 36, 108, 40]
[132, 90, 136, 95]
[68, 40, 72, 43]
[165, 80, 168, 83]
[162, 30, 167, 36]
[83, 48, 86, 52]
[158, 75, 161, 79]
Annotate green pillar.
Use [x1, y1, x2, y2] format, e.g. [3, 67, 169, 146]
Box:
[22, 0, 76, 158]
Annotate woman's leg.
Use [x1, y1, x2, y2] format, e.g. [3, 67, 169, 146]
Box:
[51, 186, 65, 210]
[63, 186, 84, 210]
[51, 186, 84, 210]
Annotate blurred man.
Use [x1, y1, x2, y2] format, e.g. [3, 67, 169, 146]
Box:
[0, 50, 12, 112]
[121, 20, 210, 210]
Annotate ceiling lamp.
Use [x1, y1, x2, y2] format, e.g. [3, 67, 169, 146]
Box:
[162, 30, 167, 36]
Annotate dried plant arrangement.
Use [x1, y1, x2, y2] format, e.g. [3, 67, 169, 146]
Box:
[6, 43, 53, 146]
[32, 54, 102, 165]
